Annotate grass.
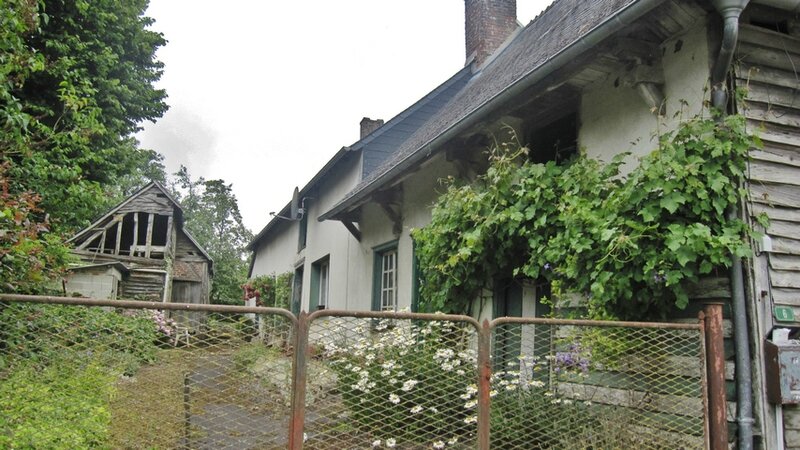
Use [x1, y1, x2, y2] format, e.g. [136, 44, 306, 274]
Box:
[109, 349, 193, 449]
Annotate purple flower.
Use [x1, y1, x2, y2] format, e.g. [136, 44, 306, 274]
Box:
[554, 343, 590, 374]
[544, 263, 551, 270]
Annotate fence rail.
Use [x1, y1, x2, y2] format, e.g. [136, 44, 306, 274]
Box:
[0, 294, 721, 449]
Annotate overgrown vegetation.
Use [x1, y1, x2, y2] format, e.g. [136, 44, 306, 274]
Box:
[0, 303, 162, 448]
[1, 0, 167, 294]
[242, 272, 293, 308]
[170, 166, 254, 305]
[413, 115, 757, 319]
[325, 320, 477, 446]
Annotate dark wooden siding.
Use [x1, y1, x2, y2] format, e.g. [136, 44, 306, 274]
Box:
[117, 185, 174, 216]
[120, 270, 165, 301]
[739, 23, 800, 322]
[737, 17, 800, 449]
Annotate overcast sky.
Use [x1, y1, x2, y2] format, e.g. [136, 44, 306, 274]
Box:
[137, 1, 552, 232]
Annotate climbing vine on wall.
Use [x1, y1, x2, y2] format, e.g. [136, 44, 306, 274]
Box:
[412, 114, 758, 319]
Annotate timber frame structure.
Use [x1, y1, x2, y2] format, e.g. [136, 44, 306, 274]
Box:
[65, 182, 212, 315]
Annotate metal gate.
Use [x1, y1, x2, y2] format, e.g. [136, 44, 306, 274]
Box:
[0, 294, 724, 449]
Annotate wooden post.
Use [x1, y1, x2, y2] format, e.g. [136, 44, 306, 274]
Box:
[132, 212, 139, 256]
[99, 230, 106, 254]
[114, 217, 123, 255]
[145, 213, 154, 258]
[704, 303, 729, 450]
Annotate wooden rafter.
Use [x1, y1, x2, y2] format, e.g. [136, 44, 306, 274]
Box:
[341, 220, 362, 242]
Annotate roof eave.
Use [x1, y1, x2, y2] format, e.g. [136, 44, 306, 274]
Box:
[318, 0, 669, 222]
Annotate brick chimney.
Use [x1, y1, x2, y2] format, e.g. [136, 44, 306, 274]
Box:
[360, 117, 384, 139]
[465, 0, 517, 66]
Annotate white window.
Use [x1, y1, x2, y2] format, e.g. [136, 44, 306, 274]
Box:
[380, 249, 397, 311]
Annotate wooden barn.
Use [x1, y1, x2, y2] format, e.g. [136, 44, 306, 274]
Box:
[65, 182, 213, 319]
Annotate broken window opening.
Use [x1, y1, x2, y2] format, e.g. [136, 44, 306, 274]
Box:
[527, 113, 578, 165]
[85, 212, 171, 259]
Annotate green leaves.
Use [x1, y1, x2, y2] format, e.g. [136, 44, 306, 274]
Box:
[171, 167, 254, 305]
[414, 114, 756, 319]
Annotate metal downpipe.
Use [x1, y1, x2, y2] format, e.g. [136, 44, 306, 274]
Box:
[710, 1, 754, 449]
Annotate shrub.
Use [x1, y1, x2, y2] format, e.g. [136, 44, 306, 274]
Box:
[0, 303, 165, 447]
[489, 352, 596, 448]
[324, 319, 477, 446]
[413, 115, 757, 319]
[0, 303, 160, 372]
[0, 361, 114, 449]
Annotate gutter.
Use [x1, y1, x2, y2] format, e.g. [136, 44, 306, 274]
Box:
[709, 1, 754, 449]
[320, 0, 671, 222]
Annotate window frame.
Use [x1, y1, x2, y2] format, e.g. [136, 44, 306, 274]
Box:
[372, 240, 399, 312]
[310, 256, 330, 310]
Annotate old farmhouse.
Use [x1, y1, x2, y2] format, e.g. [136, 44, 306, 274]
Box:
[249, 0, 800, 447]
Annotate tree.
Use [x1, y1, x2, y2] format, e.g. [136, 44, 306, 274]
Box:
[1, 0, 167, 292]
[2, 0, 168, 233]
[171, 167, 254, 305]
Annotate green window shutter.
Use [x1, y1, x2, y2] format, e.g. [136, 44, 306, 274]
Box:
[411, 240, 420, 313]
[310, 263, 320, 311]
[297, 213, 308, 251]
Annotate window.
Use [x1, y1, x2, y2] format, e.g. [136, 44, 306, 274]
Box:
[298, 211, 308, 251]
[81, 211, 171, 259]
[372, 241, 398, 312]
[380, 251, 397, 311]
[310, 257, 330, 310]
[528, 113, 577, 164]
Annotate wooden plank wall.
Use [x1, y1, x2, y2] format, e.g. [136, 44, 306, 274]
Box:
[118, 185, 174, 216]
[119, 270, 164, 301]
[739, 23, 800, 320]
[737, 17, 800, 449]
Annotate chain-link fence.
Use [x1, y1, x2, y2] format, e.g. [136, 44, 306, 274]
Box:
[488, 318, 707, 449]
[0, 295, 713, 449]
[301, 312, 481, 449]
[0, 295, 295, 450]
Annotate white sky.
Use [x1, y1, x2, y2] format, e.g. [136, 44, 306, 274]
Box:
[137, 1, 553, 232]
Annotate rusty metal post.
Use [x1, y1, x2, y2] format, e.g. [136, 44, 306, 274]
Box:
[477, 319, 492, 450]
[183, 373, 191, 444]
[698, 311, 711, 450]
[288, 311, 309, 450]
[704, 303, 728, 450]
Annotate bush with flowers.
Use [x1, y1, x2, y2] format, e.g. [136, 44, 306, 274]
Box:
[488, 343, 598, 448]
[324, 318, 477, 446]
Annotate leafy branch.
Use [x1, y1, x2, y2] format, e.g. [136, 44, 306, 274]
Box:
[413, 114, 757, 319]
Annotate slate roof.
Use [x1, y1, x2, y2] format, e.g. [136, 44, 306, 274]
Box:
[319, 0, 648, 221]
[247, 66, 473, 250]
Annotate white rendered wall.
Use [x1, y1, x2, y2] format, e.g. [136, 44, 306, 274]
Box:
[250, 220, 299, 278]
[580, 22, 710, 171]
[302, 153, 362, 311]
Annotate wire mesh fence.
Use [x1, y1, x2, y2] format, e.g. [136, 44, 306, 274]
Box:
[489, 318, 707, 450]
[0, 295, 711, 449]
[302, 313, 481, 449]
[0, 297, 294, 450]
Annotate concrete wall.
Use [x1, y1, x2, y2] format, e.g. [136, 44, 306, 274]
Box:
[580, 22, 710, 172]
[250, 220, 298, 277]
[64, 267, 122, 299]
[342, 153, 460, 312]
